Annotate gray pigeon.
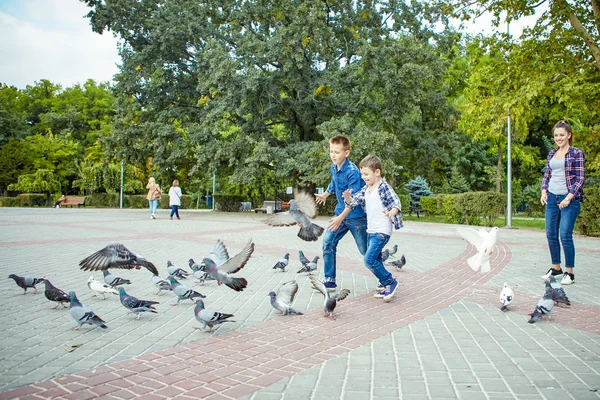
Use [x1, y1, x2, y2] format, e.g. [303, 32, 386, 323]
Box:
[269, 281, 303, 315]
[43, 279, 69, 309]
[263, 190, 325, 242]
[297, 256, 319, 274]
[169, 276, 206, 306]
[385, 254, 406, 270]
[272, 253, 290, 272]
[298, 250, 311, 266]
[79, 243, 159, 275]
[151, 274, 172, 294]
[193, 299, 235, 332]
[8, 274, 44, 294]
[102, 270, 131, 288]
[202, 239, 254, 292]
[118, 287, 159, 319]
[167, 261, 190, 279]
[544, 274, 571, 306]
[387, 244, 398, 257]
[381, 249, 390, 262]
[309, 275, 351, 320]
[528, 286, 554, 323]
[68, 291, 108, 330]
[189, 258, 205, 272]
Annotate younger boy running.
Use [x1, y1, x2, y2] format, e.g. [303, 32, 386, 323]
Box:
[341, 155, 403, 302]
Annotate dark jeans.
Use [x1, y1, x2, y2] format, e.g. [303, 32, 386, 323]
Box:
[545, 192, 581, 268]
[322, 217, 367, 283]
[170, 205, 180, 218]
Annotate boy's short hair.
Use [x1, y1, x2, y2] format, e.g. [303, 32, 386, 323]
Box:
[329, 135, 351, 151]
[359, 155, 383, 172]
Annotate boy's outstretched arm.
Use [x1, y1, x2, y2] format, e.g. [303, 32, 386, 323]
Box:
[315, 191, 330, 206]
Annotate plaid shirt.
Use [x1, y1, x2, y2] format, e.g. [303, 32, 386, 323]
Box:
[541, 146, 585, 201]
[346, 178, 404, 230]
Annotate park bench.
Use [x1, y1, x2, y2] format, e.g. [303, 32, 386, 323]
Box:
[58, 196, 87, 208]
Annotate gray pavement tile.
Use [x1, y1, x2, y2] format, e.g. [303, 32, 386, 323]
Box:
[1, 209, 600, 400]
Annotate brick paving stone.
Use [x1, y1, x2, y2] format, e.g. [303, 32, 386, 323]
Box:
[1, 209, 600, 400]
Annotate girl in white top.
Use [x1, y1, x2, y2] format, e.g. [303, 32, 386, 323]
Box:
[168, 180, 183, 220]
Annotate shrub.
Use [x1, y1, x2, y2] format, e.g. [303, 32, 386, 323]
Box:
[0, 197, 22, 207]
[398, 194, 410, 213]
[578, 185, 600, 237]
[86, 193, 120, 208]
[420, 196, 438, 215]
[214, 195, 247, 212]
[18, 193, 48, 207]
[439, 191, 506, 226]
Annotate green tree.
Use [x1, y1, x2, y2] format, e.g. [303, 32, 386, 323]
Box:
[8, 169, 61, 197]
[81, 0, 461, 189]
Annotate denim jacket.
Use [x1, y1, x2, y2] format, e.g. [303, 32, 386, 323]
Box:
[326, 159, 367, 219]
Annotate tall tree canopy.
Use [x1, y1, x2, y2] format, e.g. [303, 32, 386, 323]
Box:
[82, 0, 463, 191]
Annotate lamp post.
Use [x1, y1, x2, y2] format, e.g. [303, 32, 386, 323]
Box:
[506, 20, 512, 228]
[119, 160, 124, 209]
[212, 168, 216, 211]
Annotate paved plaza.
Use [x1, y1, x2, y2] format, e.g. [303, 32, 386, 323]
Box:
[0, 207, 599, 399]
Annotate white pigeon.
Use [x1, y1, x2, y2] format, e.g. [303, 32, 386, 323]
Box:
[499, 282, 514, 311]
[87, 275, 119, 299]
[456, 226, 499, 273]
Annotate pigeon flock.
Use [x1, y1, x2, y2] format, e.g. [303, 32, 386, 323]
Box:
[9, 195, 567, 337]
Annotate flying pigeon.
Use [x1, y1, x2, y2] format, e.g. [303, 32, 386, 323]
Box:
[167, 261, 190, 279]
[169, 276, 206, 306]
[456, 226, 499, 273]
[118, 287, 159, 319]
[298, 250, 311, 266]
[68, 291, 108, 330]
[499, 282, 514, 311]
[297, 256, 319, 274]
[263, 190, 325, 242]
[102, 270, 131, 288]
[269, 281, 303, 315]
[79, 243, 159, 275]
[385, 254, 407, 270]
[43, 279, 70, 309]
[309, 275, 351, 320]
[193, 299, 235, 332]
[528, 286, 554, 324]
[87, 275, 119, 299]
[202, 239, 254, 292]
[151, 274, 172, 295]
[272, 253, 290, 272]
[543, 274, 571, 306]
[8, 274, 44, 294]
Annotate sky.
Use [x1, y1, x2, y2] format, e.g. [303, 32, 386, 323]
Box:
[0, 0, 120, 89]
[0, 1, 544, 91]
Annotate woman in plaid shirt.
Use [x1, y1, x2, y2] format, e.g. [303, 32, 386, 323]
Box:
[540, 120, 585, 285]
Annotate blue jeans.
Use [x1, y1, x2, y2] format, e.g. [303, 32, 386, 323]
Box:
[148, 200, 158, 214]
[365, 233, 394, 286]
[170, 205, 180, 218]
[322, 217, 368, 283]
[545, 192, 581, 268]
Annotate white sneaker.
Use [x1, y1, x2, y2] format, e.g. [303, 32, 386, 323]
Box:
[561, 273, 574, 285]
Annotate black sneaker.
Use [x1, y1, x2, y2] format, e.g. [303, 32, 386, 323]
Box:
[541, 267, 563, 280]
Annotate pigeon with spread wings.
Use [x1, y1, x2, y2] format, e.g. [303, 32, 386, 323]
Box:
[79, 243, 159, 276]
[269, 281, 303, 315]
[456, 227, 498, 274]
[202, 239, 254, 292]
[264, 191, 324, 242]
